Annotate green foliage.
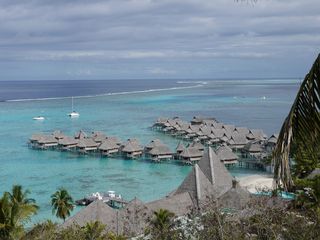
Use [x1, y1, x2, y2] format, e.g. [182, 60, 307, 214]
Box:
[273, 54, 320, 191]
[82, 221, 107, 240]
[51, 188, 74, 222]
[0, 185, 38, 240]
[146, 209, 183, 240]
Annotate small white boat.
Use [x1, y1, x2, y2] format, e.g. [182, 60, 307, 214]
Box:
[33, 116, 45, 120]
[68, 97, 80, 118]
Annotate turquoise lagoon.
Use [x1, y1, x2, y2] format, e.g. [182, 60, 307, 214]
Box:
[0, 79, 299, 223]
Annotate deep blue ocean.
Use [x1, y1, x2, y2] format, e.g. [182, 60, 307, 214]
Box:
[0, 78, 300, 224]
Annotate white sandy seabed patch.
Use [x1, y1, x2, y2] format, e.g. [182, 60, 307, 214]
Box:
[239, 174, 274, 193]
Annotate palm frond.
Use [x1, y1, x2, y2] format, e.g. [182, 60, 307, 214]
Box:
[273, 54, 320, 191]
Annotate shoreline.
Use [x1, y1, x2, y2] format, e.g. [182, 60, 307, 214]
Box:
[239, 174, 274, 193]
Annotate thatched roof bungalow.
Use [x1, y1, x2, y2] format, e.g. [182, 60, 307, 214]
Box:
[144, 139, 163, 152]
[37, 135, 58, 149]
[121, 139, 144, 158]
[74, 130, 87, 140]
[99, 139, 120, 156]
[52, 130, 65, 140]
[246, 129, 267, 141]
[77, 138, 99, 153]
[29, 133, 44, 144]
[176, 142, 185, 155]
[107, 136, 122, 146]
[216, 145, 238, 165]
[266, 133, 278, 152]
[227, 133, 248, 150]
[189, 141, 205, 152]
[148, 144, 173, 162]
[91, 132, 107, 143]
[180, 147, 203, 164]
[242, 142, 265, 159]
[58, 137, 78, 150]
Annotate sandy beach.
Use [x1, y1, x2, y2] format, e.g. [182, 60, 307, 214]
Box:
[239, 174, 274, 193]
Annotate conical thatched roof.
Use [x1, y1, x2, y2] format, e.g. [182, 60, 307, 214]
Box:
[215, 145, 238, 162]
[62, 200, 118, 233]
[218, 179, 251, 210]
[77, 138, 99, 148]
[122, 139, 143, 152]
[58, 136, 78, 146]
[145, 139, 163, 149]
[119, 197, 152, 236]
[99, 139, 119, 150]
[180, 147, 203, 158]
[174, 147, 233, 207]
[148, 145, 172, 155]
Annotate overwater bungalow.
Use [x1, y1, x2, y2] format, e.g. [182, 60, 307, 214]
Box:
[180, 147, 203, 164]
[189, 141, 205, 152]
[75, 130, 87, 139]
[121, 139, 144, 158]
[242, 142, 264, 159]
[227, 133, 248, 150]
[37, 135, 58, 149]
[266, 134, 278, 152]
[176, 142, 185, 156]
[148, 145, 173, 162]
[152, 117, 169, 129]
[77, 138, 99, 153]
[29, 133, 44, 146]
[99, 139, 120, 156]
[53, 130, 65, 140]
[191, 116, 216, 125]
[233, 127, 250, 136]
[91, 132, 107, 143]
[222, 124, 236, 133]
[185, 125, 200, 139]
[106, 136, 122, 146]
[144, 139, 164, 153]
[58, 137, 78, 150]
[215, 144, 238, 165]
[246, 129, 267, 141]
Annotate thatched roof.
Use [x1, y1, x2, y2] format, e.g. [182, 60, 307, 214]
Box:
[211, 129, 225, 138]
[268, 134, 279, 144]
[180, 147, 203, 158]
[234, 127, 250, 136]
[147, 192, 194, 216]
[77, 138, 99, 148]
[222, 124, 235, 133]
[145, 139, 163, 149]
[306, 168, 320, 179]
[247, 129, 267, 140]
[176, 142, 185, 152]
[118, 197, 152, 237]
[62, 200, 118, 233]
[174, 147, 233, 207]
[243, 142, 264, 153]
[75, 130, 87, 139]
[228, 133, 248, 145]
[92, 133, 107, 143]
[99, 139, 119, 150]
[38, 135, 58, 144]
[30, 133, 44, 142]
[189, 141, 205, 151]
[58, 136, 78, 146]
[215, 145, 238, 162]
[148, 145, 172, 155]
[218, 180, 251, 210]
[53, 130, 65, 140]
[122, 139, 143, 153]
[107, 136, 122, 145]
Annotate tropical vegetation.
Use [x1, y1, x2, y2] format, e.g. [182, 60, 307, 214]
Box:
[51, 188, 74, 222]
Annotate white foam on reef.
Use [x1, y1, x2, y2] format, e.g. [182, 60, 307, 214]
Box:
[6, 83, 205, 102]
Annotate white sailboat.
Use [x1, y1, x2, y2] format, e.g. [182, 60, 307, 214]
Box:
[68, 97, 80, 118]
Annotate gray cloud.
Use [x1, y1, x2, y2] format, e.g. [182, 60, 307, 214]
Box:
[0, 0, 319, 80]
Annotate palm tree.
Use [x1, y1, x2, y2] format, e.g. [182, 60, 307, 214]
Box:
[0, 185, 38, 239]
[149, 209, 175, 240]
[82, 221, 106, 240]
[273, 54, 320, 191]
[51, 188, 74, 222]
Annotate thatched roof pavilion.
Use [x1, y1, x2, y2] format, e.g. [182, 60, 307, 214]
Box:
[173, 147, 233, 208]
[75, 130, 87, 140]
[217, 179, 251, 210]
[99, 139, 120, 156]
[53, 130, 65, 140]
[228, 133, 248, 149]
[121, 139, 144, 158]
[215, 145, 238, 165]
[37, 135, 58, 148]
[58, 137, 78, 150]
[246, 129, 267, 141]
[77, 138, 99, 153]
[148, 144, 173, 161]
[62, 200, 118, 233]
[180, 147, 203, 164]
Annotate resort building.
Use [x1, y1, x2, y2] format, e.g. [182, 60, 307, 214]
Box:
[148, 145, 173, 162]
[106, 136, 122, 146]
[179, 147, 203, 164]
[215, 144, 238, 165]
[37, 135, 58, 149]
[246, 129, 267, 141]
[29, 133, 44, 146]
[266, 134, 278, 152]
[144, 139, 164, 153]
[77, 138, 99, 153]
[188, 141, 205, 152]
[227, 133, 248, 150]
[75, 130, 87, 140]
[99, 139, 120, 156]
[58, 137, 78, 150]
[233, 127, 250, 136]
[91, 132, 107, 143]
[121, 139, 144, 158]
[242, 142, 265, 159]
[175, 142, 185, 156]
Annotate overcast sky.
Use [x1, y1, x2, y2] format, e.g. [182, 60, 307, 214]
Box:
[0, 0, 319, 80]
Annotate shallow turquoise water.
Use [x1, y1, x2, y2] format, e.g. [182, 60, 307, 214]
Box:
[0, 79, 299, 223]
